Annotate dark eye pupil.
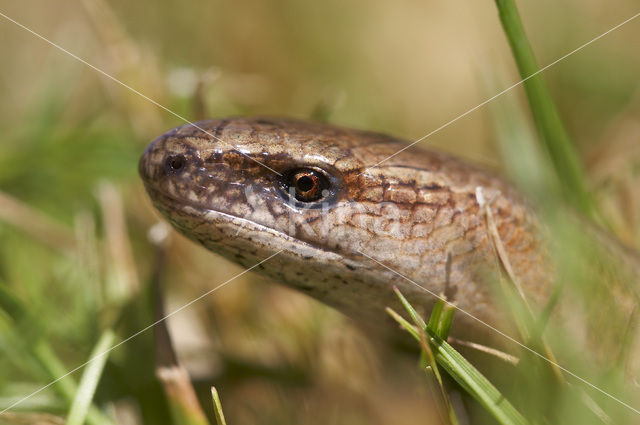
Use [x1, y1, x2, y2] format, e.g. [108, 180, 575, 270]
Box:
[282, 168, 329, 203]
[296, 175, 315, 192]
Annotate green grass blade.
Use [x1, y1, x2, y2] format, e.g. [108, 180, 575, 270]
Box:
[65, 330, 115, 425]
[389, 304, 460, 425]
[493, 0, 596, 218]
[427, 297, 444, 332]
[426, 329, 528, 425]
[393, 286, 427, 330]
[391, 289, 529, 425]
[437, 303, 456, 340]
[211, 387, 228, 425]
[0, 281, 111, 425]
[31, 341, 112, 425]
[385, 307, 420, 341]
[389, 305, 527, 425]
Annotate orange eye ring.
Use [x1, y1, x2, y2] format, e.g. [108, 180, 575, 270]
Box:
[283, 168, 329, 202]
[293, 172, 319, 199]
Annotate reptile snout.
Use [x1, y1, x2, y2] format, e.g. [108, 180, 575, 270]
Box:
[139, 134, 195, 187]
[139, 136, 163, 183]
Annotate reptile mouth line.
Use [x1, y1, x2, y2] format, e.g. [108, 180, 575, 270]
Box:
[141, 182, 369, 267]
[143, 182, 325, 246]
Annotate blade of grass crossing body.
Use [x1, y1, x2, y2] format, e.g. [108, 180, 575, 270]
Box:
[436, 302, 456, 340]
[390, 290, 529, 425]
[392, 286, 427, 330]
[493, 0, 596, 219]
[419, 336, 460, 425]
[427, 297, 444, 332]
[425, 301, 461, 425]
[385, 307, 420, 341]
[389, 307, 528, 425]
[65, 330, 116, 425]
[387, 303, 458, 425]
[426, 328, 528, 425]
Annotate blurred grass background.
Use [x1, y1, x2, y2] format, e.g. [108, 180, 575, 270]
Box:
[1, 0, 640, 424]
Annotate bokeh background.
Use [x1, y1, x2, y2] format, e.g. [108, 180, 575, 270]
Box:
[1, 0, 640, 424]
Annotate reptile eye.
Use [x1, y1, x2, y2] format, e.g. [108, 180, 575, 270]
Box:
[165, 155, 185, 173]
[284, 168, 329, 202]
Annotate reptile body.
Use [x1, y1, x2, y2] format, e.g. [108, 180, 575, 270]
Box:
[139, 117, 552, 338]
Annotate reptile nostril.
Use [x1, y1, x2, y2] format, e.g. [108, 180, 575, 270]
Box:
[165, 155, 186, 174]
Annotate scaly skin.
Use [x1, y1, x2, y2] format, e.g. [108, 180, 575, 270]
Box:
[139, 117, 551, 339]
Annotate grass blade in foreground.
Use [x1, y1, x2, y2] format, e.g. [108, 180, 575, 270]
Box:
[493, 0, 596, 218]
[389, 289, 528, 425]
[211, 387, 228, 425]
[65, 330, 116, 425]
[0, 282, 111, 425]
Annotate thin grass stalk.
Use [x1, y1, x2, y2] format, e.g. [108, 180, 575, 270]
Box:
[66, 330, 116, 425]
[493, 0, 596, 218]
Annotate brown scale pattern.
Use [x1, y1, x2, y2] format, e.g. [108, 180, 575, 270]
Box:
[139, 117, 551, 339]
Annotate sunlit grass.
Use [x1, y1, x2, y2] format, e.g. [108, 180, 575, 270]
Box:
[388, 289, 527, 425]
[493, 0, 596, 218]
